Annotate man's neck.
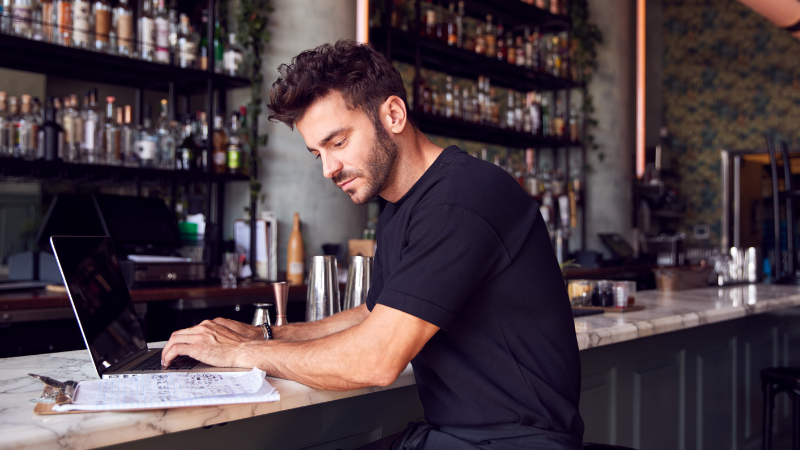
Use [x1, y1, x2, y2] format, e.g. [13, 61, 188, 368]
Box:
[379, 130, 443, 203]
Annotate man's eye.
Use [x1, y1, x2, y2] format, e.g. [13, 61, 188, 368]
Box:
[334, 139, 346, 147]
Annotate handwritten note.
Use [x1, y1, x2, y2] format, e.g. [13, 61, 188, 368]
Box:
[53, 368, 278, 412]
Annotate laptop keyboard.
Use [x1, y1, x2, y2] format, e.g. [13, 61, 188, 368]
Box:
[128, 351, 200, 371]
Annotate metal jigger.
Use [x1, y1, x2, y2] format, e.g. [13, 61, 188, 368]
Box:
[271, 281, 289, 326]
[251, 303, 273, 326]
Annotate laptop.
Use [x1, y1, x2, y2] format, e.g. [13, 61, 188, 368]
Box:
[51, 235, 250, 379]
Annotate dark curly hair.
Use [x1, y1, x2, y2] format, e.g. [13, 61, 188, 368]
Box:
[267, 40, 412, 130]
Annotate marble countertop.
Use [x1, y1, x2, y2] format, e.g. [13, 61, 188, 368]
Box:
[2, 283, 800, 449]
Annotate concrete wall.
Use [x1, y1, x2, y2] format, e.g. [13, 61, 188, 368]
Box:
[585, 0, 636, 255]
[223, 0, 369, 273]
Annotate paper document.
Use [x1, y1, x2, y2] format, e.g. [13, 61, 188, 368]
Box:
[53, 368, 279, 412]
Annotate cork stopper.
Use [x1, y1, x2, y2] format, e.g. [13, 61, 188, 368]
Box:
[0, 91, 7, 111]
[124, 105, 132, 124]
[20, 95, 31, 114]
[8, 96, 18, 114]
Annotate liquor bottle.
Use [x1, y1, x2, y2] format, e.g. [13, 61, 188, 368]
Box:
[505, 32, 515, 65]
[177, 13, 197, 68]
[554, 98, 564, 138]
[212, 16, 223, 73]
[41, 0, 54, 41]
[286, 212, 304, 285]
[550, 0, 560, 15]
[8, 96, 19, 156]
[473, 23, 485, 55]
[0, 92, 8, 156]
[431, 86, 440, 116]
[31, 9, 45, 40]
[113, 0, 133, 55]
[514, 91, 523, 132]
[541, 96, 550, 136]
[100, 96, 118, 164]
[83, 89, 99, 163]
[211, 111, 227, 174]
[0, 0, 10, 33]
[94, 0, 111, 51]
[470, 83, 479, 124]
[532, 27, 542, 71]
[121, 104, 135, 165]
[453, 84, 461, 120]
[456, 1, 464, 47]
[536, 0, 548, 10]
[515, 36, 525, 67]
[505, 90, 514, 130]
[434, 2, 445, 42]
[484, 77, 492, 124]
[226, 112, 242, 174]
[495, 21, 504, 61]
[489, 87, 499, 126]
[223, 32, 243, 76]
[154, 0, 169, 63]
[176, 114, 198, 170]
[167, 0, 177, 60]
[522, 93, 532, 133]
[138, 0, 154, 61]
[523, 28, 533, 68]
[560, 33, 570, 79]
[155, 99, 174, 168]
[134, 104, 156, 167]
[444, 76, 453, 119]
[423, 1, 434, 38]
[54, 97, 64, 126]
[551, 36, 561, 77]
[484, 15, 495, 57]
[40, 104, 63, 161]
[446, 3, 456, 46]
[198, 10, 208, 70]
[462, 85, 471, 122]
[71, 0, 90, 48]
[61, 95, 75, 161]
[12, 0, 33, 38]
[55, 0, 72, 46]
[28, 97, 41, 157]
[112, 106, 124, 164]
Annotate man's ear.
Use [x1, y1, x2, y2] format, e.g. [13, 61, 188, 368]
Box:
[381, 95, 408, 136]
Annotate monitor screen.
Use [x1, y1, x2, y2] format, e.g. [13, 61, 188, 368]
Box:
[93, 194, 182, 253]
[50, 236, 146, 378]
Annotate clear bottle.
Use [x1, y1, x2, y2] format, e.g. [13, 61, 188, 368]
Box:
[71, 0, 91, 48]
[223, 32, 243, 76]
[55, 0, 72, 46]
[94, 0, 111, 51]
[12, 0, 33, 38]
[541, 96, 549, 136]
[453, 85, 461, 120]
[82, 89, 100, 163]
[470, 83, 479, 124]
[524, 27, 534, 68]
[0, 0, 11, 33]
[522, 92, 533, 134]
[484, 15, 495, 57]
[212, 16, 223, 73]
[154, 0, 169, 63]
[137, 0, 154, 61]
[176, 114, 199, 170]
[524, 149, 539, 198]
[100, 96, 118, 164]
[27, 97, 42, 158]
[455, 1, 464, 47]
[462, 84, 471, 122]
[515, 36, 525, 67]
[446, 3, 456, 46]
[167, 0, 177, 60]
[61, 94, 76, 161]
[155, 99, 175, 168]
[121, 104, 135, 165]
[495, 21, 505, 61]
[514, 92, 523, 132]
[444, 76, 454, 119]
[0, 92, 9, 156]
[484, 77, 492, 124]
[197, 110, 208, 170]
[177, 13, 197, 68]
[198, 9, 208, 70]
[211, 111, 227, 174]
[474, 23, 485, 56]
[54, 97, 64, 126]
[112, 0, 133, 55]
[134, 104, 157, 167]
[8, 97, 20, 156]
[505, 90, 514, 130]
[31, 9, 45, 40]
[226, 112, 242, 174]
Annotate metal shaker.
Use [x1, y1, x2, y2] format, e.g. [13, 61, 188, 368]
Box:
[251, 303, 273, 326]
[343, 256, 373, 310]
[271, 281, 289, 326]
[306, 255, 340, 322]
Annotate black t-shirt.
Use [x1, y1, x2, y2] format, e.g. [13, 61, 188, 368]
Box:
[366, 146, 584, 447]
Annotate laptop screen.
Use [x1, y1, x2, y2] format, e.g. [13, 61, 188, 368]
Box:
[51, 236, 147, 377]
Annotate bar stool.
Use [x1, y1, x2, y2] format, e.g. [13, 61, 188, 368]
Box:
[761, 367, 800, 450]
[583, 444, 637, 450]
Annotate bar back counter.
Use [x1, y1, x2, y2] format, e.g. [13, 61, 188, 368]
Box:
[2, 283, 800, 449]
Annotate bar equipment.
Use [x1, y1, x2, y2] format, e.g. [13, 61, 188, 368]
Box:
[343, 256, 373, 310]
[251, 303, 272, 327]
[306, 255, 340, 322]
[271, 281, 289, 326]
[220, 252, 239, 289]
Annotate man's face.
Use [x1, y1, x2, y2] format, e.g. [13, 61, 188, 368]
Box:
[296, 92, 398, 205]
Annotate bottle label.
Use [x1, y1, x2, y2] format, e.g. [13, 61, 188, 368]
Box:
[72, 0, 90, 43]
[227, 146, 240, 169]
[84, 120, 95, 149]
[288, 262, 303, 275]
[213, 150, 226, 166]
[223, 51, 242, 74]
[42, 3, 53, 40]
[95, 9, 111, 43]
[139, 17, 154, 55]
[117, 14, 133, 50]
[155, 17, 169, 62]
[12, 5, 31, 32]
[56, 2, 71, 46]
[199, 55, 208, 70]
[180, 40, 197, 67]
[136, 139, 155, 160]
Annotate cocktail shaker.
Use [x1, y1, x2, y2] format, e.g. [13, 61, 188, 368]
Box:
[271, 281, 289, 326]
[306, 255, 340, 322]
[251, 303, 272, 326]
[343, 256, 373, 310]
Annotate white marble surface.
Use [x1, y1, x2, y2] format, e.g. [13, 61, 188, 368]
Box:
[2, 283, 800, 449]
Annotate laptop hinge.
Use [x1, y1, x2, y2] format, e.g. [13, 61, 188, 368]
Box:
[105, 348, 153, 373]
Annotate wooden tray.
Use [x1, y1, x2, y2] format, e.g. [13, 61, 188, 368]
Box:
[572, 305, 645, 313]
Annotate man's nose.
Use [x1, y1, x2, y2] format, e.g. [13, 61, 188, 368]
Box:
[321, 152, 343, 179]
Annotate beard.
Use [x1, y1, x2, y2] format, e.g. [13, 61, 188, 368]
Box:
[332, 121, 399, 205]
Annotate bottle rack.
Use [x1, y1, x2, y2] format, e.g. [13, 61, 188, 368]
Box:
[370, 0, 588, 251]
[0, 0, 259, 281]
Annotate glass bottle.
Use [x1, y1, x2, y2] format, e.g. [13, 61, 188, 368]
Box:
[0, 92, 8, 156]
[135, 104, 156, 167]
[474, 23, 485, 56]
[444, 76, 453, 119]
[446, 3, 456, 46]
[551, 36, 560, 77]
[101, 96, 118, 164]
[484, 77, 492, 124]
[40, 104, 63, 161]
[515, 36, 525, 67]
[121, 104, 135, 165]
[198, 9, 208, 70]
[461, 84, 470, 122]
[28, 97, 42, 158]
[505, 32, 515, 65]
[470, 83, 479, 124]
[197, 110, 208, 170]
[495, 21, 505, 61]
[453, 84, 461, 120]
[524, 149, 539, 198]
[211, 111, 227, 174]
[514, 92, 523, 132]
[524, 27, 533, 68]
[176, 114, 198, 170]
[505, 90, 514, 130]
[424, 1, 435, 38]
[167, 0, 177, 61]
[541, 96, 549, 136]
[154, 0, 169, 63]
[82, 89, 99, 163]
[223, 32, 243, 76]
[484, 15, 495, 57]
[137, 0, 154, 61]
[12, 0, 33, 38]
[94, 0, 111, 51]
[226, 112, 243, 174]
[554, 98, 564, 138]
[8, 97, 20, 156]
[55, 0, 72, 46]
[0, 0, 11, 33]
[522, 92, 532, 133]
[489, 87, 499, 126]
[455, 1, 464, 48]
[112, 0, 133, 55]
[71, 0, 91, 48]
[212, 16, 223, 73]
[177, 13, 197, 68]
[550, 0, 560, 15]
[41, 0, 54, 41]
[434, 2, 445, 42]
[155, 99, 174, 168]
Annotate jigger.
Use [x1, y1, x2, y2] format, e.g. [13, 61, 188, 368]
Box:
[251, 303, 273, 327]
[306, 255, 340, 322]
[271, 281, 289, 326]
[344, 256, 373, 310]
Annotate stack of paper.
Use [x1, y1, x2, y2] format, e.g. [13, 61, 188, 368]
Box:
[53, 368, 278, 412]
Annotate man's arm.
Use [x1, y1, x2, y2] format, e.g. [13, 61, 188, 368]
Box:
[209, 303, 371, 342]
[161, 304, 439, 391]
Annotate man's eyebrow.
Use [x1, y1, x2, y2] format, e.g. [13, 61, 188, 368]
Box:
[306, 126, 352, 154]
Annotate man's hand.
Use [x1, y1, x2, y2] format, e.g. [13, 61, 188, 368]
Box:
[161, 320, 257, 368]
[208, 317, 263, 340]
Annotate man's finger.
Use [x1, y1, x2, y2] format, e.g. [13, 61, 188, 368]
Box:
[162, 333, 204, 366]
[162, 342, 196, 367]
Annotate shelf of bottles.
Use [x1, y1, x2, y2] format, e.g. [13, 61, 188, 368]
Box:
[0, 0, 249, 90]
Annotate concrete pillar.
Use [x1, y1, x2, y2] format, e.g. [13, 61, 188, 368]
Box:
[224, 0, 368, 274]
[585, 0, 636, 255]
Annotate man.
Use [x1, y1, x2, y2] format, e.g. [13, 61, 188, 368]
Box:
[162, 40, 584, 449]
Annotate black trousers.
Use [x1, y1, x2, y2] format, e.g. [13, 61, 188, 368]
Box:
[351, 433, 402, 450]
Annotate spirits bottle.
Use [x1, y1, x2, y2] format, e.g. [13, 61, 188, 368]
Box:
[212, 16, 223, 73]
[54, 97, 64, 126]
[226, 112, 242, 174]
[177, 13, 197, 68]
[41, 0, 54, 41]
[112, 106, 124, 164]
[211, 111, 227, 174]
[31, 9, 45, 40]
[434, 3, 445, 42]
[522, 93, 532, 133]
[176, 115, 198, 170]
[569, 107, 578, 142]
[484, 77, 492, 124]
[15, 95, 30, 158]
[101, 96, 118, 164]
[138, 0, 154, 61]
[198, 9, 208, 70]
[223, 32, 243, 76]
[154, 0, 169, 63]
[71, 0, 91, 48]
[12, 0, 33, 38]
[505, 32, 515, 65]
[541, 96, 550, 136]
[453, 85, 461, 120]
[55, 0, 72, 46]
[167, 0, 177, 61]
[0, 0, 10, 33]
[444, 76, 453, 119]
[554, 98, 564, 138]
[524, 27, 533, 68]
[134, 104, 157, 167]
[8, 96, 20, 156]
[94, 0, 111, 51]
[196, 110, 208, 170]
[82, 89, 100, 163]
[155, 99, 175, 168]
[474, 23, 485, 55]
[121, 104, 135, 165]
[286, 213, 304, 285]
[423, 1, 434, 38]
[0, 92, 8, 156]
[484, 15, 495, 57]
[470, 83, 479, 124]
[514, 92, 523, 131]
[489, 87, 499, 126]
[455, 1, 464, 47]
[551, 36, 561, 77]
[495, 21, 505, 61]
[40, 104, 63, 161]
[515, 36, 525, 67]
[446, 3, 456, 46]
[28, 97, 42, 158]
[505, 90, 514, 129]
[113, 0, 133, 55]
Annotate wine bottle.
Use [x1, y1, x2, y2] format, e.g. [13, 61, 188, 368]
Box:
[287, 212, 305, 285]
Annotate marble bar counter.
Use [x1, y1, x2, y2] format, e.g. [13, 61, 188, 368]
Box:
[1, 283, 800, 449]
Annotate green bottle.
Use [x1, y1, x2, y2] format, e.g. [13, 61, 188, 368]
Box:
[213, 18, 224, 74]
